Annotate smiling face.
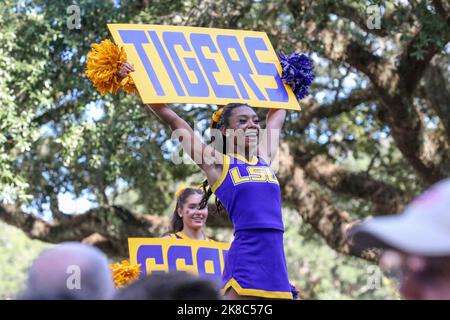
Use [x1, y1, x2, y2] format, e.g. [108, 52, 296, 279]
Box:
[177, 193, 208, 231]
[222, 105, 260, 151]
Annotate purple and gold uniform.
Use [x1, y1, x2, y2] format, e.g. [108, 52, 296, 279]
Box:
[212, 153, 294, 299]
[168, 232, 188, 239]
[168, 232, 212, 241]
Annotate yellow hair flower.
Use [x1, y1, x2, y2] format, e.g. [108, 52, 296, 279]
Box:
[211, 108, 224, 123]
[175, 183, 188, 198]
[175, 184, 203, 198]
[194, 183, 204, 190]
[85, 39, 137, 96]
[110, 260, 141, 288]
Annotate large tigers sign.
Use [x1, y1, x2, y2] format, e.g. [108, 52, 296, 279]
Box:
[128, 238, 230, 280]
[108, 24, 300, 110]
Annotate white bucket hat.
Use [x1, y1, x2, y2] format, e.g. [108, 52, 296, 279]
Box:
[349, 178, 450, 257]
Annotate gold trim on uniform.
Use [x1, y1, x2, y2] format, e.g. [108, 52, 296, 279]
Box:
[222, 278, 293, 299]
[211, 154, 230, 192]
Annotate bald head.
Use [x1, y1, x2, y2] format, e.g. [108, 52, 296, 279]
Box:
[22, 242, 114, 300]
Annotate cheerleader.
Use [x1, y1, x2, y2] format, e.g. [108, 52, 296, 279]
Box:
[87, 45, 312, 300]
[119, 64, 293, 299]
[162, 186, 211, 241]
[121, 63, 293, 299]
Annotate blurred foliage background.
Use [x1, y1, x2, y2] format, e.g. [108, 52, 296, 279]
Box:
[1, 0, 449, 299]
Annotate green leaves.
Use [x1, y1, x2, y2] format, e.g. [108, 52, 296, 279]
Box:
[0, 0, 195, 212]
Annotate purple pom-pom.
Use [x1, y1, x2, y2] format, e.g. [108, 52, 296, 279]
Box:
[279, 52, 314, 100]
[290, 283, 299, 300]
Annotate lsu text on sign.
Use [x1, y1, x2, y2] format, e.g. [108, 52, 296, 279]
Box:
[108, 24, 300, 110]
[128, 238, 230, 280]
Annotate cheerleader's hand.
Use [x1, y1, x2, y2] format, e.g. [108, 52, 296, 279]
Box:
[117, 62, 135, 79]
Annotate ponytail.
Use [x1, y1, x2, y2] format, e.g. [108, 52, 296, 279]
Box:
[200, 103, 249, 213]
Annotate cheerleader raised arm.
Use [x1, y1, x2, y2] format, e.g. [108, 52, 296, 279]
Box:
[119, 63, 224, 186]
[118, 62, 297, 300]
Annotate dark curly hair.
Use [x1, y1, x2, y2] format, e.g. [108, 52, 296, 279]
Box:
[199, 103, 252, 212]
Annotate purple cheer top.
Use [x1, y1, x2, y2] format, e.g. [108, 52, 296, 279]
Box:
[212, 153, 284, 232]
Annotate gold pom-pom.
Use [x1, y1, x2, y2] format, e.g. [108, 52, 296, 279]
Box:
[85, 39, 136, 96]
[175, 184, 203, 198]
[110, 260, 141, 288]
[121, 76, 137, 95]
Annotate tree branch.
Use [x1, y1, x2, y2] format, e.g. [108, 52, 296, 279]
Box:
[287, 4, 394, 91]
[376, 98, 446, 185]
[0, 204, 168, 258]
[0, 201, 233, 258]
[327, 3, 389, 37]
[318, 29, 389, 88]
[423, 61, 450, 142]
[397, 2, 450, 94]
[397, 33, 445, 95]
[276, 143, 374, 261]
[301, 153, 410, 215]
[432, 0, 450, 23]
[296, 87, 377, 133]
